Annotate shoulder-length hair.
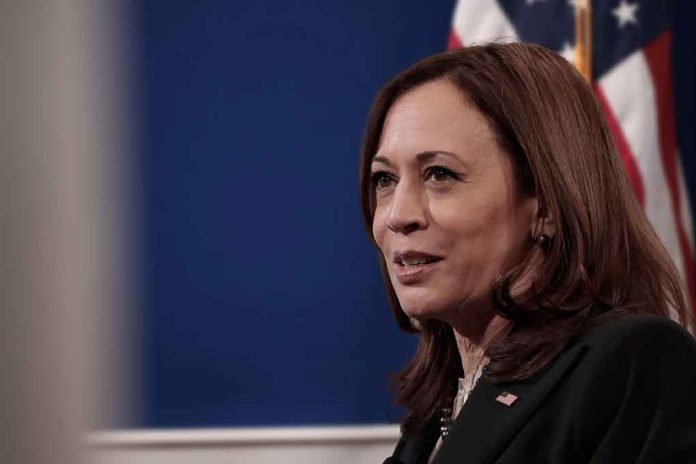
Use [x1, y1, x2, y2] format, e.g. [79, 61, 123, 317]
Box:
[358, 42, 690, 434]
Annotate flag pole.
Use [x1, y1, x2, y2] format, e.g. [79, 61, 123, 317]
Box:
[574, 0, 592, 82]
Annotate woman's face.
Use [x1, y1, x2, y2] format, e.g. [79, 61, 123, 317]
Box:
[371, 79, 537, 323]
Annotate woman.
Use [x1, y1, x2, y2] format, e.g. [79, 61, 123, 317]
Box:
[359, 43, 696, 463]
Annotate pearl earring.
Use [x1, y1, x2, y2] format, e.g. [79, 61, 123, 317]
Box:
[535, 233, 551, 248]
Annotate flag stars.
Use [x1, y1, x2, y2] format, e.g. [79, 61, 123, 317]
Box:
[612, 0, 639, 28]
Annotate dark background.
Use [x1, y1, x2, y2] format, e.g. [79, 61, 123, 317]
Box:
[135, 1, 696, 427]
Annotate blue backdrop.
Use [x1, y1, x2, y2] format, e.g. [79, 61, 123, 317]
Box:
[136, 0, 696, 427]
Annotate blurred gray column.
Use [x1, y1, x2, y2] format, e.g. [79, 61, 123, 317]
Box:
[0, 1, 136, 463]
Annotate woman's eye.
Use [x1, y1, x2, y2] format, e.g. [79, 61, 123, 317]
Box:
[371, 171, 395, 189]
[424, 166, 459, 182]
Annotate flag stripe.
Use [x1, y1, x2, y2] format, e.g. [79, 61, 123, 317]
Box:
[451, 0, 518, 46]
[593, 86, 646, 207]
[642, 32, 696, 310]
[448, 30, 463, 50]
[677, 158, 695, 252]
[598, 50, 686, 283]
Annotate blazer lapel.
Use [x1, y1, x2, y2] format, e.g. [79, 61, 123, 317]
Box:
[433, 343, 587, 464]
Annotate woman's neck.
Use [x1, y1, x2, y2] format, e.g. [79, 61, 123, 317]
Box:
[450, 311, 510, 376]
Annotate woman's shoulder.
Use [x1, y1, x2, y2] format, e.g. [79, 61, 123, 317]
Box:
[551, 312, 696, 461]
[574, 311, 696, 372]
[581, 311, 693, 347]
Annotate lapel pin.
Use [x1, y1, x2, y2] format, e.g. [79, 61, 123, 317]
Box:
[495, 391, 518, 406]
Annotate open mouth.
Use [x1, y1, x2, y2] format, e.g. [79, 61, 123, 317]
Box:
[393, 251, 444, 267]
[392, 251, 443, 284]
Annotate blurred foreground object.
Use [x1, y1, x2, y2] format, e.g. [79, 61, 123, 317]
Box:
[0, 1, 136, 463]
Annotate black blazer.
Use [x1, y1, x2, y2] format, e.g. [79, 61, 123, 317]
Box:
[386, 314, 696, 464]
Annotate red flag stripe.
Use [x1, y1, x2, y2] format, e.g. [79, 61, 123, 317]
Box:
[643, 32, 696, 311]
[593, 85, 646, 207]
[447, 29, 463, 50]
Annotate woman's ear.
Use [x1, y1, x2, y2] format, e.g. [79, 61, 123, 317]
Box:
[529, 197, 555, 241]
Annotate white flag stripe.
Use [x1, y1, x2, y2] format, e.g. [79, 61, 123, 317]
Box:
[677, 153, 695, 253]
[451, 0, 518, 46]
[599, 50, 686, 281]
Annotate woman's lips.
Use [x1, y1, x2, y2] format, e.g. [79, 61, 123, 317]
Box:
[394, 258, 442, 285]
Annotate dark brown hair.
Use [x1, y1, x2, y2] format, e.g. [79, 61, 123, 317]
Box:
[358, 43, 690, 434]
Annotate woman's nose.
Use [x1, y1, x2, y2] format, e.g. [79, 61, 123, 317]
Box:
[386, 183, 427, 234]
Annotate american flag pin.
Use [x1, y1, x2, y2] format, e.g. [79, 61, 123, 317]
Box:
[495, 391, 518, 407]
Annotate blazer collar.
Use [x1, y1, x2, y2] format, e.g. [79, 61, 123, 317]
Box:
[432, 342, 587, 464]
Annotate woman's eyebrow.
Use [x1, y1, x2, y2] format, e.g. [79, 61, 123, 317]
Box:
[371, 151, 466, 167]
[415, 150, 463, 163]
[371, 155, 394, 167]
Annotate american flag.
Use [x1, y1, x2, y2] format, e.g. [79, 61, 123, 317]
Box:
[496, 391, 519, 406]
[447, 0, 695, 316]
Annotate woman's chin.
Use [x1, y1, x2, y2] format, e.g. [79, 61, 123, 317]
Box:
[398, 293, 476, 325]
[400, 302, 445, 322]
